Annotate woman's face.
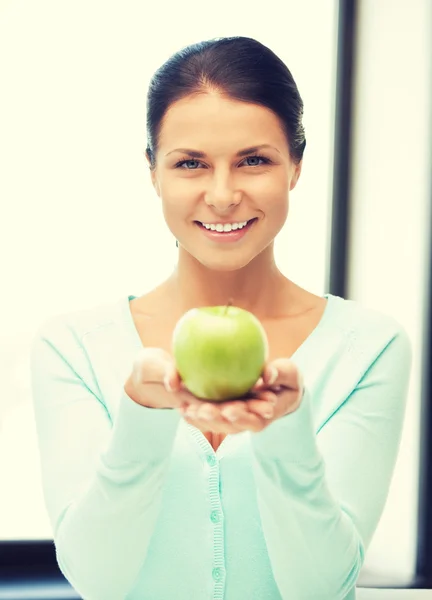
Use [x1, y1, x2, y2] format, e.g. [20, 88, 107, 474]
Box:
[147, 91, 302, 271]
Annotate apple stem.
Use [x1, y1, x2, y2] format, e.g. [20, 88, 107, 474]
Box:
[224, 298, 233, 315]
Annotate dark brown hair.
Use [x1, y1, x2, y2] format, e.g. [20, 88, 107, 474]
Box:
[145, 36, 306, 170]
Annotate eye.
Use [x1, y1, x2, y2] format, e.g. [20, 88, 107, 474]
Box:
[243, 155, 272, 167]
[173, 155, 272, 170]
[174, 158, 202, 170]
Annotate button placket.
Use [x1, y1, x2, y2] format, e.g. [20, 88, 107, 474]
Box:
[206, 451, 225, 598]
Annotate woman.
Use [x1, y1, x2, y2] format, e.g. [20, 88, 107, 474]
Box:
[30, 36, 412, 600]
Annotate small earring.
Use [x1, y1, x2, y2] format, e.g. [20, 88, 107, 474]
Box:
[176, 240, 179, 248]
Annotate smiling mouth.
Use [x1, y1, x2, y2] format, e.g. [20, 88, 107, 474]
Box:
[193, 217, 258, 242]
[194, 218, 257, 231]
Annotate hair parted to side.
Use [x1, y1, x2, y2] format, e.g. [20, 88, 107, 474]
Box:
[145, 36, 306, 171]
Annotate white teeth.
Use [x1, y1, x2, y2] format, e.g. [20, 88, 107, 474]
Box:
[201, 220, 249, 232]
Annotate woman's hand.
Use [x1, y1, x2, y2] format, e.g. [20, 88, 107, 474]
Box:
[123, 347, 285, 419]
[176, 358, 305, 435]
[124, 347, 204, 410]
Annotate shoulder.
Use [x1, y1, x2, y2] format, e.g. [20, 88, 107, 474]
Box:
[320, 294, 413, 395]
[309, 296, 412, 431]
[294, 286, 408, 346]
[330, 294, 411, 353]
[29, 296, 133, 403]
[31, 296, 127, 350]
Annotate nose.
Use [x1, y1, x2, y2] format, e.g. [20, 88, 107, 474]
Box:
[204, 184, 242, 213]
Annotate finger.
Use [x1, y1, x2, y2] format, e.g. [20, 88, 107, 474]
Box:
[248, 390, 278, 406]
[136, 347, 177, 386]
[177, 402, 190, 415]
[244, 391, 278, 419]
[193, 402, 245, 426]
[220, 408, 268, 432]
[263, 358, 303, 390]
[187, 401, 267, 434]
[139, 382, 198, 409]
[251, 376, 264, 391]
[216, 400, 266, 427]
[163, 363, 183, 393]
[183, 416, 241, 435]
[183, 404, 240, 434]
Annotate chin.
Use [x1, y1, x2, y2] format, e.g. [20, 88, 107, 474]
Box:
[194, 249, 257, 272]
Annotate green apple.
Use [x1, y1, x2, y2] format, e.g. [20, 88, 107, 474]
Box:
[171, 300, 269, 401]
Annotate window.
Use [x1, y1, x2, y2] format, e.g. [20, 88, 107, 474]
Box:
[0, 0, 337, 543]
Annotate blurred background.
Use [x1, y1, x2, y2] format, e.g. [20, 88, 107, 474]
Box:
[0, 0, 431, 597]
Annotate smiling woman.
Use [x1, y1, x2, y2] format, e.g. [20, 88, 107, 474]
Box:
[146, 36, 306, 266]
[144, 38, 306, 289]
[28, 33, 412, 600]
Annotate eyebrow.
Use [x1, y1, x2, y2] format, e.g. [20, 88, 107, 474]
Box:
[165, 144, 280, 158]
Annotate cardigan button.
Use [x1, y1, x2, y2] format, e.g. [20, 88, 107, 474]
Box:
[210, 510, 220, 523]
[206, 454, 217, 466]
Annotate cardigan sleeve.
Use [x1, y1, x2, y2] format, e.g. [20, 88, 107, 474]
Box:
[250, 326, 412, 600]
[30, 319, 181, 600]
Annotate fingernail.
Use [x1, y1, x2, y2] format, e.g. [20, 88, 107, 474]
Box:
[164, 375, 173, 392]
[222, 411, 238, 422]
[262, 410, 274, 419]
[298, 372, 305, 391]
[268, 366, 278, 385]
[200, 412, 213, 421]
[254, 377, 264, 389]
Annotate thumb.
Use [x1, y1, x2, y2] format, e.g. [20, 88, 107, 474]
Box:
[133, 347, 180, 389]
[163, 361, 182, 393]
[263, 358, 303, 390]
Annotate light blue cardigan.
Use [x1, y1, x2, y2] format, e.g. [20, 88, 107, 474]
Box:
[30, 293, 412, 599]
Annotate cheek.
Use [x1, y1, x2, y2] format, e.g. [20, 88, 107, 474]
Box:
[252, 173, 289, 206]
[262, 192, 289, 220]
[159, 186, 189, 215]
[159, 178, 196, 209]
[161, 202, 182, 232]
[262, 197, 289, 239]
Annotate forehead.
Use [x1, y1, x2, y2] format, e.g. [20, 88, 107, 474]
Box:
[159, 92, 286, 151]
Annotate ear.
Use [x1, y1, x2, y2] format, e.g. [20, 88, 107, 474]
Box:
[289, 160, 303, 191]
[145, 150, 161, 196]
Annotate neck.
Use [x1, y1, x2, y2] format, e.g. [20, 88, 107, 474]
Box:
[164, 244, 292, 320]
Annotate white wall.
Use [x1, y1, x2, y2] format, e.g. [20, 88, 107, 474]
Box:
[349, 0, 431, 586]
[0, 0, 337, 538]
[2, 0, 430, 590]
[2, 0, 429, 589]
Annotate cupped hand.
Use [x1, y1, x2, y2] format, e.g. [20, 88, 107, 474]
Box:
[172, 358, 305, 435]
[124, 347, 206, 410]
